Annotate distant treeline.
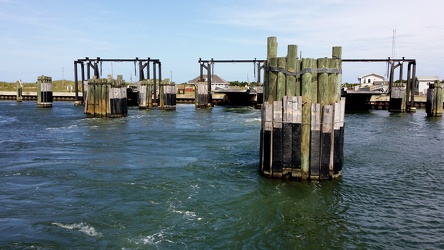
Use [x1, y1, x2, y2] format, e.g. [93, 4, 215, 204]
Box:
[229, 81, 259, 87]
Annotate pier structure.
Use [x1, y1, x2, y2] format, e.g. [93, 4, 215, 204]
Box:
[84, 75, 127, 118]
[260, 37, 345, 180]
[426, 81, 443, 117]
[342, 58, 417, 112]
[197, 58, 265, 108]
[37, 75, 53, 108]
[74, 57, 161, 106]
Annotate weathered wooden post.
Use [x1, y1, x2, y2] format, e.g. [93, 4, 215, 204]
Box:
[138, 79, 153, 109]
[286, 45, 298, 96]
[37, 75, 53, 108]
[426, 81, 443, 117]
[16, 80, 23, 102]
[332, 47, 345, 175]
[259, 37, 345, 180]
[84, 75, 127, 118]
[316, 57, 330, 180]
[264, 37, 277, 102]
[300, 58, 313, 179]
[160, 82, 177, 110]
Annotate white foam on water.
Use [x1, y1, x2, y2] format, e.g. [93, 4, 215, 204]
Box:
[52, 222, 103, 237]
[128, 114, 148, 119]
[130, 229, 174, 246]
[245, 117, 261, 123]
[45, 124, 78, 131]
[171, 207, 202, 221]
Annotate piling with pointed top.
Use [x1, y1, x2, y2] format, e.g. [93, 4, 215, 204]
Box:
[260, 37, 345, 180]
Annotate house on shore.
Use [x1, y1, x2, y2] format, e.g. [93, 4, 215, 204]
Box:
[358, 73, 386, 88]
[187, 74, 230, 90]
[415, 76, 439, 95]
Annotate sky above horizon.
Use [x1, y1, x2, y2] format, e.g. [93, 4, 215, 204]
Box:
[1, 0, 444, 84]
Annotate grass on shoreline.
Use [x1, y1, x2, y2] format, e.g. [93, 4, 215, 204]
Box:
[0, 80, 77, 92]
[0, 79, 172, 92]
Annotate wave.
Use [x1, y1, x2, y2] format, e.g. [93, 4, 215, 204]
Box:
[129, 229, 175, 246]
[51, 222, 102, 237]
[45, 124, 79, 131]
[0, 115, 18, 124]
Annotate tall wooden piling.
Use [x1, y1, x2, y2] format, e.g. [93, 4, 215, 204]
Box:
[37, 75, 53, 107]
[138, 79, 153, 109]
[160, 83, 177, 110]
[286, 45, 298, 96]
[332, 47, 342, 102]
[16, 80, 23, 102]
[300, 58, 313, 178]
[265, 37, 278, 103]
[260, 37, 345, 180]
[84, 75, 127, 118]
[426, 81, 443, 117]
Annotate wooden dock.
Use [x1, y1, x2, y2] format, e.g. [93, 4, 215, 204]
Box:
[369, 95, 430, 110]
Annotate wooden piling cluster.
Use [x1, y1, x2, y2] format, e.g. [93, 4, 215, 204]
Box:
[159, 82, 177, 110]
[260, 37, 345, 180]
[16, 80, 23, 102]
[37, 75, 53, 107]
[426, 81, 443, 117]
[195, 82, 211, 108]
[84, 75, 128, 118]
[138, 79, 154, 109]
[389, 82, 406, 112]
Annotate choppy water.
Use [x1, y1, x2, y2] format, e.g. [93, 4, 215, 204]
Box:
[0, 101, 443, 249]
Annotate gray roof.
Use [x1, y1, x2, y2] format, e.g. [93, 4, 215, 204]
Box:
[358, 73, 385, 79]
[188, 74, 229, 84]
[416, 76, 439, 81]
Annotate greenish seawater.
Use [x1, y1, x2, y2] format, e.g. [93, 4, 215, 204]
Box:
[0, 101, 443, 249]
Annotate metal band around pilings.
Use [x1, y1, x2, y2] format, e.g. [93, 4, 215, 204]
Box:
[265, 66, 342, 76]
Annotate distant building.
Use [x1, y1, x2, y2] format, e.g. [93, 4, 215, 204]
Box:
[358, 73, 386, 88]
[188, 74, 230, 90]
[416, 76, 439, 95]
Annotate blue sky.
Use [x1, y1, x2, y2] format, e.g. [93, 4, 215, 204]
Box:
[1, 0, 443, 84]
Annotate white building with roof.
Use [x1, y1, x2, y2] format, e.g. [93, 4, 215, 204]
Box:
[188, 74, 230, 90]
[416, 76, 439, 95]
[358, 73, 386, 87]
